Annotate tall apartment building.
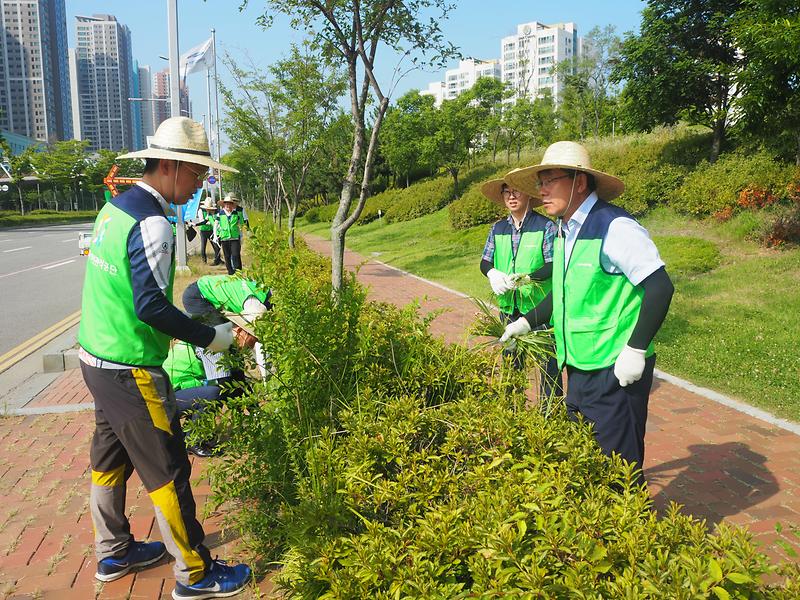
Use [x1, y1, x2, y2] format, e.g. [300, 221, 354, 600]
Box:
[501, 21, 579, 102]
[152, 67, 191, 130]
[423, 20, 581, 106]
[136, 63, 155, 148]
[0, 0, 72, 142]
[70, 14, 135, 152]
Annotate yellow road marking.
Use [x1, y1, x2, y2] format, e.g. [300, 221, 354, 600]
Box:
[0, 310, 82, 374]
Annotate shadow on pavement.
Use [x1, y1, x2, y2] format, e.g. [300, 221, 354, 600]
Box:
[646, 441, 779, 528]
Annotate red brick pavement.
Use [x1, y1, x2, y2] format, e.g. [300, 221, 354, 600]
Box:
[1, 236, 799, 599]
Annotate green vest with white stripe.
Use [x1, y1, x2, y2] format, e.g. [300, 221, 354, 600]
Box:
[196, 275, 268, 314]
[78, 203, 175, 366]
[552, 201, 654, 370]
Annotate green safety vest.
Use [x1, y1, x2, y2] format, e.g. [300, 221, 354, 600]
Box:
[198, 209, 214, 232]
[492, 216, 551, 315]
[552, 202, 654, 370]
[163, 341, 205, 391]
[217, 211, 241, 240]
[78, 203, 175, 366]
[196, 275, 268, 314]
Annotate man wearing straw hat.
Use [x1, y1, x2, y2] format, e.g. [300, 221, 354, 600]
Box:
[197, 196, 222, 265]
[78, 117, 252, 598]
[479, 171, 562, 398]
[500, 141, 674, 483]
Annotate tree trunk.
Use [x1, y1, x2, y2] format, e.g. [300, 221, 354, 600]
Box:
[795, 131, 800, 167]
[710, 118, 725, 164]
[287, 203, 297, 249]
[449, 167, 460, 198]
[17, 185, 24, 216]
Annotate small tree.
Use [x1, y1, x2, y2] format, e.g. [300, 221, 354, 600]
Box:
[612, 0, 744, 162]
[421, 95, 478, 197]
[380, 90, 436, 187]
[242, 0, 458, 293]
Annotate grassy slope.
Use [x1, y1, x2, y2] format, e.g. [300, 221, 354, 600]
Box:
[300, 206, 800, 420]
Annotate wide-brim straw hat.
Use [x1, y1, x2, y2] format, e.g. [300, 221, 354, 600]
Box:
[505, 141, 624, 201]
[117, 117, 238, 173]
[199, 199, 216, 210]
[480, 168, 543, 208]
[221, 193, 240, 205]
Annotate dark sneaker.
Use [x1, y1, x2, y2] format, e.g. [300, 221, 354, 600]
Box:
[172, 559, 252, 599]
[187, 443, 217, 458]
[95, 540, 166, 582]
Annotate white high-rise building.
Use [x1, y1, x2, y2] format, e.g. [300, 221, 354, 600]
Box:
[501, 21, 579, 102]
[422, 59, 501, 106]
[71, 14, 135, 152]
[422, 20, 581, 106]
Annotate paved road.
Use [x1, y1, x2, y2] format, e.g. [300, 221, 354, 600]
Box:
[0, 222, 93, 355]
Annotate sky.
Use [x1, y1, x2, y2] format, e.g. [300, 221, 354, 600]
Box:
[65, 0, 647, 148]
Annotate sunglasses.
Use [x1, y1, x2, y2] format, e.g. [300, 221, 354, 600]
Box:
[183, 164, 208, 183]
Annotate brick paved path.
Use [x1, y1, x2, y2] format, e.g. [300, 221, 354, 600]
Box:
[1, 236, 799, 599]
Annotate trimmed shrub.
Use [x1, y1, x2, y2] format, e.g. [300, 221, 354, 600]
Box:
[384, 176, 454, 223]
[759, 205, 800, 248]
[674, 151, 794, 217]
[195, 227, 800, 598]
[304, 206, 321, 223]
[653, 235, 722, 277]
[448, 180, 506, 230]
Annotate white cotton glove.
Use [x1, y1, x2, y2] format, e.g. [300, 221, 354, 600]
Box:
[206, 322, 234, 352]
[614, 345, 647, 387]
[487, 268, 515, 296]
[499, 317, 531, 345]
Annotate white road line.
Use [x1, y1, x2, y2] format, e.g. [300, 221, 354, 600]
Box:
[2, 246, 31, 253]
[42, 259, 75, 270]
[0, 257, 83, 279]
[61, 238, 77, 243]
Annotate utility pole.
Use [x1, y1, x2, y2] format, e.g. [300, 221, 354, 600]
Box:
[168, 0, 189, 272]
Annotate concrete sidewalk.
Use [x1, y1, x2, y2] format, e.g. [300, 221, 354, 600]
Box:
[1, 238, 799, 599]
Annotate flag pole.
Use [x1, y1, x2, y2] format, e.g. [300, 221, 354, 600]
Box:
[212, 27, 223, 198]
[206, 64, 214, 203]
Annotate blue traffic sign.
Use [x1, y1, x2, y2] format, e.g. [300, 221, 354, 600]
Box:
[207, 175, 217, 185]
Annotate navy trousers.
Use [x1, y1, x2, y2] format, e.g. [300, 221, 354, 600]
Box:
[565, 354, 656, 480]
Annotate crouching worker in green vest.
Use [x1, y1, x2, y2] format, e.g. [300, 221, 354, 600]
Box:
[77, 117, 252, 598]
[162, 340, 247, 458]
[182, 274, 271, 377]
[501, 141, 674, 486]
[479, 170, 563, 399]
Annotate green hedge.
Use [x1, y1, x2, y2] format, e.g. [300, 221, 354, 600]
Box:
[0, 209, 98, 227]
[193, 227, 800, 597]
[674, 150, 795, 217]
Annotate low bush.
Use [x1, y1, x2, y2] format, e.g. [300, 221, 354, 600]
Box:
[448, 185, 506, 229]
[653, 235, 722, 278]
[674, 151, 794, 217]
[759, 205, 800, 248]
[0, 209, 98, 227]
[384, 176, 455, 223]
[194, 226, 800, 597]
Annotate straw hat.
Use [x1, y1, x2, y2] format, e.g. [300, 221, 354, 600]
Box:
[199, 198, 216, 210]
[117, 117, 238, 173]
[480, 167, 542, 208]
[221, 193, 240, 205]
[505, 141, 624, 201]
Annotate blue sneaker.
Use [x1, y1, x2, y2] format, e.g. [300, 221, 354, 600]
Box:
[95, 540, 166, 582]
[172, 559, 252, 599]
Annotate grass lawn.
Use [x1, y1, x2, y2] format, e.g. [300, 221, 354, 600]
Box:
[299, 207, 800, 420]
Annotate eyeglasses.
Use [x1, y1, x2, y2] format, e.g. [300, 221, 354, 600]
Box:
[183, 164, 207, 183]
[501, 187, 521, 197]
[537, 174, 571, 190]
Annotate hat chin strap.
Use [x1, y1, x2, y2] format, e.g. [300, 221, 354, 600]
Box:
[557, 174, 579, 238]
